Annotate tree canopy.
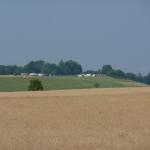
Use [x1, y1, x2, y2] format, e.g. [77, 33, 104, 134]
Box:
[0, 60, 82, 76]
[0, 60, 150, 85]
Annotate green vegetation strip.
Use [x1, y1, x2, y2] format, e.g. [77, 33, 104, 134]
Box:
[0, 76, 146, 92]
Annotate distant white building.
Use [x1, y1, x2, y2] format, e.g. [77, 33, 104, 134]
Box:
[85, 74, 92, 77]
[92, 74, 96, 77]
[38, 73, 46, 77]
[77, 74, 84, 78]
[29, 73, 38, 76]
[77, 74, 96, 78]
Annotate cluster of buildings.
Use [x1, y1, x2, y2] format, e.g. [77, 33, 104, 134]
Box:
[20, 73, 98, 78]
[77, 74, 96, 78]
[21, 73, 49, 77]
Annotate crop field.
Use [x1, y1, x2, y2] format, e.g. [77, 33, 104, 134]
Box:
[0, 87, 150, 150]
[0, 76, 147, 92]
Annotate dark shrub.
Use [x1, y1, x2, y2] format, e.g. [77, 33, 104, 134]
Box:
[94, 83, 100, 88]
[28, 79, 43, 91]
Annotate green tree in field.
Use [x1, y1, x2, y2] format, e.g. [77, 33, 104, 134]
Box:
[94, 83, 100, 88]
[28, 79, 44, 91]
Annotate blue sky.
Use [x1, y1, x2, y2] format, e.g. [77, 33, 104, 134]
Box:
[0, 0, 150, 74]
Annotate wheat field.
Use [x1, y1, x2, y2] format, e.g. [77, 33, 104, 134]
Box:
[0, 87, 150, 150]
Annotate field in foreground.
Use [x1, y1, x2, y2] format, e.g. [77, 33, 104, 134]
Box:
[0, 87, 150, 150]
[0, 76, 147, 92]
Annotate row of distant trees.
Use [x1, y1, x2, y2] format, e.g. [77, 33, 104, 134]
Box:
[85, 65, 150, 85]
[0, 60, 82, 76]
[0, 60, 150, 84]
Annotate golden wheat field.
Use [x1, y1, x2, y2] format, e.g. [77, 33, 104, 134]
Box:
[0, 87, 150, 150]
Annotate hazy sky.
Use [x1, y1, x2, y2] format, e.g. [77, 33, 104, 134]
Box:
[0, 0, 150, 73]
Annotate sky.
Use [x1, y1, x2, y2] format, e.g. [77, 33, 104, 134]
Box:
[0, 0, 150, 74]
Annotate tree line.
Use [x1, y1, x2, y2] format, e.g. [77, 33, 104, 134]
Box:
[86, 65, 150, 85]
[0, 60, 150, 85]
[0, 60, 82, 76]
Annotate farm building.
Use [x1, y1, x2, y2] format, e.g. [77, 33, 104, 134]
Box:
[29, 73, 38, 76]
[77, 74, 96, 78]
